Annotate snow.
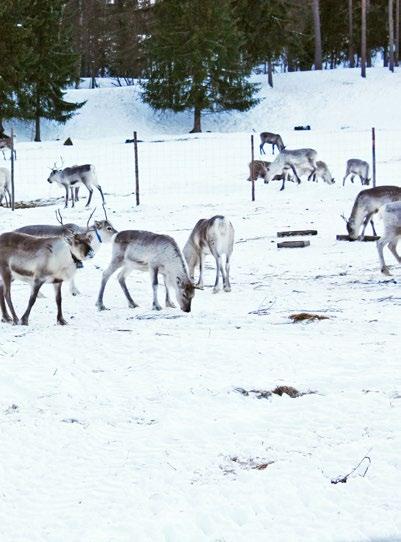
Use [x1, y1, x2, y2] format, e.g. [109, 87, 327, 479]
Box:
[1, 67, 401, 541]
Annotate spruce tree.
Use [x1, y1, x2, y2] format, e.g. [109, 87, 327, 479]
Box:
[142, 0, 259, 133]
[19, 0, 84, 141]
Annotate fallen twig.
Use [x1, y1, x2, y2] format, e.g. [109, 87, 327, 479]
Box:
[331, 456, 371, 484]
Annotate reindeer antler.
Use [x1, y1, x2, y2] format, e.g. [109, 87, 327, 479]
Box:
[55, 209, 64, 225]
[102, 203, 108, 221]
[86, 207, 96, 231]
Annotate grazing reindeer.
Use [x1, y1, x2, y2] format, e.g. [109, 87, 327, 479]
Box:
[345, 185, 401, 240]
[47, 164, 105, 208]
[265, 148, 318, 190]
[96, 230, 196, 313]
[283, 160, 334, 186]
[14, 207, 117, 295]
[0, 221, 95, 325]
[343, 159, 370, 186]
[247, 160, 289, 184]
[0, 167, 11, 207]
[376, 201, 401, 275]
[0, 134, 16, 160]
[259, 132, 285, 155]
[183, 216, 234, 293]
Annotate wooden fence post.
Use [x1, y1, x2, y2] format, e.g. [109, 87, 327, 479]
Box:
[372, 127, 376, 187]
[10, 126, 15, 211]
[251, 134, 255, 202]
[134, 131, 140, 206]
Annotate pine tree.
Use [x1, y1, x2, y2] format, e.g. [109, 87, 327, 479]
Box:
[142, 0, 259, 133]
[20, 0, 84, 141]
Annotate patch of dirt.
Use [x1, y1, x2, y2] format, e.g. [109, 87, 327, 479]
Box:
[289, 312, 330, 322]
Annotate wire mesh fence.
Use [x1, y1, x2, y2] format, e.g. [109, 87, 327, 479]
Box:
[2, 126, 401, 211]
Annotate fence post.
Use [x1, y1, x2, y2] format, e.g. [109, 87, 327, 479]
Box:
[133, 131, 140, 206]
[10, 126, 15, 211]
[251, 134, 255, 202]
[372, 127, 376, 187]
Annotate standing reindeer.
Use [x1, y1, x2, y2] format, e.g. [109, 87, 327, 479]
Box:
[259, 132, 286, 155]
[183, 216, 234, 293]
[96, 231, 196, 313]
[0, 134, 16, 160]
[47, 164, 105, 208]
[14, 207, 117, 295]
[376, 201, 401, 275]
[0, 167, 11, 207]
[264, 148, 318, 190]
[247, 160, 288, 184]
[345, 185, 401, 240]
[0, 222, 95, 325]
[343, 159, 370, 186]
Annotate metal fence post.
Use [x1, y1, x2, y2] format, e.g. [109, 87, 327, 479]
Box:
[134, 131, 140, 205]
[11, 126, 15, 210]
[251, 134, 255, 202]
[372, 127, 376, 187]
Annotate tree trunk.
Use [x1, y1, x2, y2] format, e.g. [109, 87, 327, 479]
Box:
[361, 0, 367, 77]
[312, 0, 322, 70]
[394, 0, 400, 66]
[190, 107, 202, 133]
[268, 59, 273, 88]
[0, 118, 4, 135]
[34, 93, 41, 142]
[348, 0, 355, 67]
[383, 45, 388, 66]
[389, 0, 395, 71]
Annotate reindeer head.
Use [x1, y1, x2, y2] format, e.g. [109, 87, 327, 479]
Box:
[92, 205, 118, 242]
[66, 232, 95, 261]
[47, 168, 62, 184]
[176, 277, 195, 312]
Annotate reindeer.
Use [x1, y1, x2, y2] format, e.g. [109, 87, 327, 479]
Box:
[0, 218, 95, 326]
[344, 185, 401, 241]
[0, 167, 11, 207]
[264, 148, 318, 190]
[14, 206, 117, 295]
[259, 132, 285, 155]
[343, 159, 370, 186]
[376, 201, 401, 275]
[96, 231, 196, 313]
[0, 134, 16, 160]
[183, 216, 234, 293]
[247, 160, 290, 184]
[47, 164, 105, 208]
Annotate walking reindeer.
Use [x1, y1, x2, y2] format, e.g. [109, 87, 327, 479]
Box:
[344, 185, 401, 240]
[47, 163, 105, 208]
[15, 206, 117, 295]
[343, 159, 370, 186]
[96, 230, 196, 313]
[183, 216, 234, 293]
[264, 148, 319, 190]
[0, 213, 95, 325]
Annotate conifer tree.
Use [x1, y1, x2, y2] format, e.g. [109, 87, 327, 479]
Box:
[142, 0, 259, 133]
[19, 0, 84, 141]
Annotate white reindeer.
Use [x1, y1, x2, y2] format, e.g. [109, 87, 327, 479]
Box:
[183, 216, 234, 293]
[47, 164, 105, 208]
[96, 230, 196, 312]
[345, 185, 401, 240]
[0, 167, 11, 207]
[259, 132, 286, 155]
[265, 148, 318, 190]
[343, 159, 370, 186]
[376, 201, 401, 275]
[0, 230, 94, 325]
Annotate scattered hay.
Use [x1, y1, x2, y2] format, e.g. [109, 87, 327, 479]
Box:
[235, 386, 317, 399]
[272, 385, 301, 398]
[221, 456, 275, 474]
[14, 198, 62, 209]
[289, 312, 330, 323]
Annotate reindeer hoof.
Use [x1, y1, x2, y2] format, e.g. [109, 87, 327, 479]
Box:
[224, 286, 231, 292]
[96, 303, 108, 311]
[381, 266, 391, 276]
[166, 302, 176, 308]
[20, 318, 29, 326]
[57, 318, 67, 325]
[1, 316, 12, 323]
[152, 304, 162, 311]
[128, 302, 138, 309]
[213, 287, 220, 294]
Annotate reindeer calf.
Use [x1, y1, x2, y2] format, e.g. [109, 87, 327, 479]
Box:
[183, 216, 234, 293]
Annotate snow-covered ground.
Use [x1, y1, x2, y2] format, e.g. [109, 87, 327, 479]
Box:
[1, 68, 401, 542]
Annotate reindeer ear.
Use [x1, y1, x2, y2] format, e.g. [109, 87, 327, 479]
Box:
[94, 220, 101, 228]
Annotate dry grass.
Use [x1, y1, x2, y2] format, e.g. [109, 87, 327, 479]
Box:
[289, 312, 330, 323]
[235, 386, 317, 399]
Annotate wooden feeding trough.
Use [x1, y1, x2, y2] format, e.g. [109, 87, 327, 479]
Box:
[277, 229, 317, 238]
[277, 240, 310, 249]
[336, 234, 380, 242]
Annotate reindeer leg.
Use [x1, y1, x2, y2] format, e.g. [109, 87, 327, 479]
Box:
[211, 252, 222, 293]
[290, 165, 301, 184]
[164, 278, 176, 308]
[260, 143, 265, 155]
[69, 277, 81, 296]
[70, 186, 75, 208]
[377, 237, 391, 275]
[224, 254, 231, 292]
[0, 281, 12, 323]
[342, 174, 348, 187]
[388, 239, 401, 263]
[86, 187, 94, 207]
[96, 257, 123, 310]
[197, 252, 204, 289]
[20, 279, 44, 325]
[64, 184, 69, 208]
[117, 268, 138, 308]
[97, 185, 105, 205]
[272, 144, 275, 155]
[75, 187, 79, 202]
[5, 186, 11, 208]
[54, 282, 67, 325]
[359, 214, 371, 240]
[2, 270, 19, 324]
[150, 267, 162, 310]
[280, 175, 286, 191]
[371, 220, 377, 236]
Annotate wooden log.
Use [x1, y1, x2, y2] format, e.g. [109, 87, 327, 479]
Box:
[277, 240, 310, 249]
[336, 234, 380, 242]
[277, 229, 318, 238]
